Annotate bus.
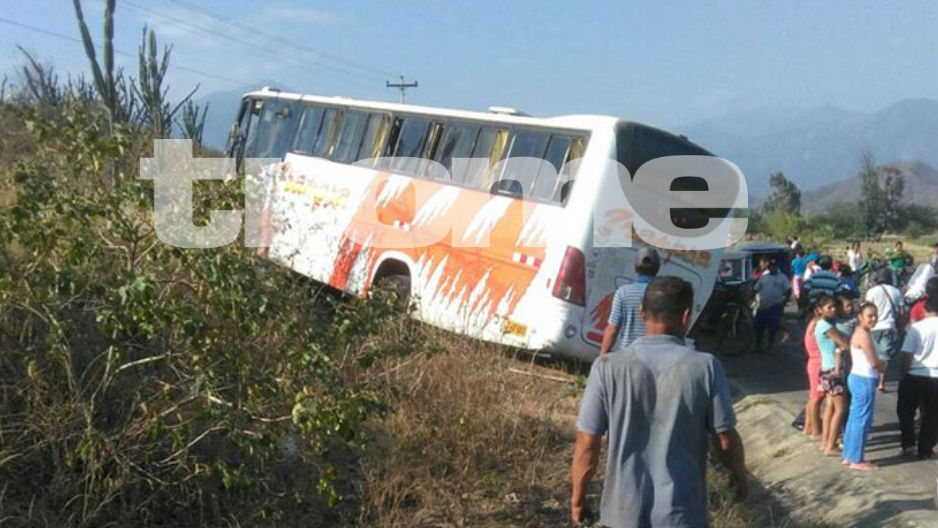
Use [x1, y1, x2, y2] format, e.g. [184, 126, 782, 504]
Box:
[227, 87, 725, 361]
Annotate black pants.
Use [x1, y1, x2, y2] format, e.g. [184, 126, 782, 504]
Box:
[897, 375, 938, 455]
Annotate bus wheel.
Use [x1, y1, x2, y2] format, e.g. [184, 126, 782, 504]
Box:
[375, 274, 411, 310]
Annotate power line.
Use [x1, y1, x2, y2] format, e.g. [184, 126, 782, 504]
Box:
[0, 15, 252, 86]
[121, 0, 382, 86]
[163, 0, 396, 80]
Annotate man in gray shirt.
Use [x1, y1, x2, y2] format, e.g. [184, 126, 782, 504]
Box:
[571, 277, 748, 527]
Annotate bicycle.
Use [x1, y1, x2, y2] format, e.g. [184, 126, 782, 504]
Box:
[712, 282, 756, 356]
[695, 275, 756, 357]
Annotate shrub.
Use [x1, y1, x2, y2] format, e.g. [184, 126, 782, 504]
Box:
[0, 101, 430, 526]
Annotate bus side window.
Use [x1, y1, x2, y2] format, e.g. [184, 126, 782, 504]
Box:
[432, 121, 480, 182]
[420, 122, 445, 178]
[462, 127, 509, 190]
[389, 117, 431, 174]
[555, 137, 585, 205]
[356, 114, 390, 166]
[531, 134, 573, 202]
[292, 106, 325, 154]
[332, 110, 368, 163]
[495, 129, 549, 198]
[311, 108, 343, 158]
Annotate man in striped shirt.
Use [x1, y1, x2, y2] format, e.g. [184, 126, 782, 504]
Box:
[599, 247, 661, 356]
[803, 255, 843, 303]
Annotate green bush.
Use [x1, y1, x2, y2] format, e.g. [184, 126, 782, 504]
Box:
[763, 211, 804, 241]
[0, 101, 429, 526]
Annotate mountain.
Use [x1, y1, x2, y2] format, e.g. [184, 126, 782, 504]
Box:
[677, 98, 938, 198]
[801, 160, 938, 213]
[192, 80, 291, 150]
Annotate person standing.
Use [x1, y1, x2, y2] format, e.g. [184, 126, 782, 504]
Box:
[847, 241, 863, 276]
[803, 254, 820, 283]
[816, 294, 851, 456]
[897, 294, 938, 459]
[910, 278, 938, 324]
[804, 255, 843, 304]
[599, 247, 660, 356]
[753, 256, 791, 351]
[791, 248, 808, 301]
[571, 277, 747, 527]
[887, 240, 913, 287]
[803, 304, 824, 439]
[865, 268, 905, 392]
[842, 302, 887, 471]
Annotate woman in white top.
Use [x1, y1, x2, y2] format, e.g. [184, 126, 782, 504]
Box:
[842, 302, 887, 471]
[847, 241, 863, 275]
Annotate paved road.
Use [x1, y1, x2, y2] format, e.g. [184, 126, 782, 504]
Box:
[696, 310, 938, 526]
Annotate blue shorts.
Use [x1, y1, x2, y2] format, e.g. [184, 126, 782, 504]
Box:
[754, 304, 783, 331]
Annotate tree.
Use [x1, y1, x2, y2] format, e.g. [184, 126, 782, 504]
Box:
[858, 150, 905, 238]
[762, 171, 801, 216]
[882, 165, 905, 232]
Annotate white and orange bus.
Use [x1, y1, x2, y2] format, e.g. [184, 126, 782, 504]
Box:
[228, 88, 727, 361]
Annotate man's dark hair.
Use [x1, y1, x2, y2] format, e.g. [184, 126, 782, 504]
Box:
[818, 255, 833, 271]
[925, 277, 938, 298]
[876, 266, 893, 286]
[925, 295, 938, 314]
[636, 261, 660, 276]
[635, 262, 661, 277]
[642, 276, 693, 326]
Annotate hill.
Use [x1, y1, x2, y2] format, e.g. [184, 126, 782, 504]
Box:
[801, 160, 938, 214]
[678, 99, 938, 197]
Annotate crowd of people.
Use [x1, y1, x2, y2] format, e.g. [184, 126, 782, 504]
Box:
[569, 241, 938, 526]
[786, 237, 938, 472]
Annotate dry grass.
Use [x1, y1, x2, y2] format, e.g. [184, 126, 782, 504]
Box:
[357, 332, 579, 527]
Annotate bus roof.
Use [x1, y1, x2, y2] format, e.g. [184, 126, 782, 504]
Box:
[244, 88, 620, 132]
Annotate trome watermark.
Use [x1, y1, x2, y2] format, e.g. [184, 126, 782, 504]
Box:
[140, 140, 748, 252]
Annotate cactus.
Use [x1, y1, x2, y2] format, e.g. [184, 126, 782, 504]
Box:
[133, 26, 198, 138]
[16, 47, 62, 109]
[179, 99, 209, 149]
[72, 0, 118, 123]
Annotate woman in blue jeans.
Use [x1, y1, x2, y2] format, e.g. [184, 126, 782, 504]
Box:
[843, 302, 888, 471]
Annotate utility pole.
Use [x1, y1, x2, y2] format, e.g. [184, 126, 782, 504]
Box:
[386, 75, 418, 104]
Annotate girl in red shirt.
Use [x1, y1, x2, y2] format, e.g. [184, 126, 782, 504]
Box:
[804, 304, 824, 438]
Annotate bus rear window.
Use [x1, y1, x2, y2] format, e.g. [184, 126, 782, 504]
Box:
[615, 123, 723, 229]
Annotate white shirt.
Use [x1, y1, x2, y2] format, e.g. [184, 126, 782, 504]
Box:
[901, 316, 938, 378]
[847, 249, 862, 273]
[850, 345, 878, 378]
[803, 265, 817, 282]
[866, 284, 904, 331]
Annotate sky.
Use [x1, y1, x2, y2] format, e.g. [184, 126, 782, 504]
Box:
[0, 0, 936, 128]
